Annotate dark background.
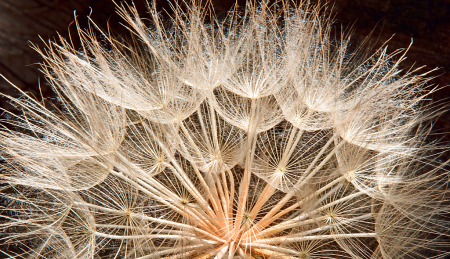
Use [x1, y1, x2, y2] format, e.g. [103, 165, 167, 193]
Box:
[1, 0, 449, 132]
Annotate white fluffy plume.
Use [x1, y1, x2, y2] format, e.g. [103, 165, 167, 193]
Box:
[1, 1, 449, 258]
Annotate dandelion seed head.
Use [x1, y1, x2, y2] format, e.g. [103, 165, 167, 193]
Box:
[0, 0, 449, 258]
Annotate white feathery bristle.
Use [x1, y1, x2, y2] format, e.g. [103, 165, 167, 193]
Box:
[1, 1, 448, 258]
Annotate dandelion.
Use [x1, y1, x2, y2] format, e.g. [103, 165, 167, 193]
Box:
[1, 0, 449, 258]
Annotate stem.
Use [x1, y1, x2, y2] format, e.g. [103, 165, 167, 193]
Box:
[257, 213, 373, 243]
[220, 171, 231, 232]
[108, 168, 216, 233]
[187, 162, 225, 232]
[193, 252, 215, 259]
[247, 127, 306, 221]
[136, 244, 206, 259]
[246, 137, 339, 235]
[107, 169, 189, 218]
[284, 176, 345, 221]
[94, 225, 196, 234]
[93, 231, 204, 241]
[146, 125, 209, 209]
[258, 190, 367, 239]
[234, 98, 258, 232]
[248, 183, 276, 219]
[280, 127, 305, 168]
[228, 242, 235, 258]
[226, 169, 235, 226]
[214, 245, 229, 259]
[251, 232, 377, 245]
[215, 175, 230, 234]
[163, 163, 219, 226]
[73, 201, 225, 243]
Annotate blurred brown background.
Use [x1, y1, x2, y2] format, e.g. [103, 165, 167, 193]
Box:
[1, 0, 449, 134]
